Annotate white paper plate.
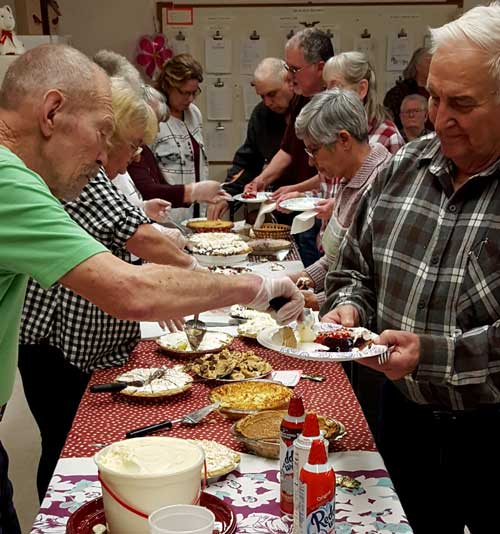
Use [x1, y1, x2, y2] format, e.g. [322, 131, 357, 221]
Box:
[194, 252, 249, 266]
[256, 323, 388, 362]
[233, 192, 272, 204]
[157, 331, 234, 357]
[279, 197, 320, 212]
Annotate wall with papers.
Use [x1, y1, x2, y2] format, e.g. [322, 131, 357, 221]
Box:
[159, 1, 460, 172]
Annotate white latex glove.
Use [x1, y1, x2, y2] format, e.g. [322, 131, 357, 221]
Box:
[154, 225, 188, 249]
[187, 255, 208, 271]
[248, 274, 305, 325]
[191, 181, 232, 204]
[144, 199, 171, 223]
[158, 318, 185, 332]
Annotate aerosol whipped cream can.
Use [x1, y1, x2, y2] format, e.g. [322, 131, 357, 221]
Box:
[298, 439, 336, 534]
[279, 396, 305, 515]
[293, 413, 328, 533]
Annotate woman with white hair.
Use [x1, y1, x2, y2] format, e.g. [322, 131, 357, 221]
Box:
[287, 88, 392, 310]
[323, 51, 404, 154]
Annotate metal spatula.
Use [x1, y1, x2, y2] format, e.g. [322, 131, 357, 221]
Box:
[184, 314, 207, 350]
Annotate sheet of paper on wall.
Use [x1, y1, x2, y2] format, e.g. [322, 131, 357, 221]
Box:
[172, 36, 191, 56]
[240, 37, 267, 75]
[386, 34, 411, 72]
[241, 75, 260, 120]
[239, 121, 248, 147]
[354, 36, 375, 64]
[205, 122, 233, 161]
[205, 36, 232, 74]
[206, 82, 233, 120]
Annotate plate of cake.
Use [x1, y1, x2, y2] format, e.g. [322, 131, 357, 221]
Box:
[187, 232, 252, 266]
[233, 192, 272, 204]
[257, 318, 388, 362]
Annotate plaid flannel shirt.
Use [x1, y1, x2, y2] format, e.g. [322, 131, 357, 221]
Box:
[324, 133, 500, 410]
[368, 119, 405, 155]
[20, 170, 150, 372]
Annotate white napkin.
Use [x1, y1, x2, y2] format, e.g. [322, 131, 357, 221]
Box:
[254, 201, 277, 229]
[291, 210, 318, 234]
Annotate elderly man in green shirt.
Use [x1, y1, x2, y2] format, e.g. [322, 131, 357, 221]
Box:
[0, 45, 304, 532]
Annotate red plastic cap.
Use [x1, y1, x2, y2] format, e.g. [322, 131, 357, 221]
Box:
[307, 439, 328, 465]
[302, 413, 320, 437]
[288, 396, 305, 417]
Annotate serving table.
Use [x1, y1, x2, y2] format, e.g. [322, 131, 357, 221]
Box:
[31, 258, 411, 533]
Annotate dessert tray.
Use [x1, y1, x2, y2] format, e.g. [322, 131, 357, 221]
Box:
[279, 197, 320, 212]
[257, 322, 388, 362]
[65, 492, 237, 534]
[157, 331, 234, 357]
[233, 192, 272, 203]
[115, 367, 193, 398]
[186, 219, 234, 233]
[246, 238, 291, 255]
[188, 439, 241, 481]
[183, 349, 272, 381]
[209, 380, 293, 420]
[232, 409, 346, 458]
[187, 232, 252, 266]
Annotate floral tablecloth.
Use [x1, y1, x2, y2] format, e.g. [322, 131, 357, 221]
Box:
[32, 452, 411, 534]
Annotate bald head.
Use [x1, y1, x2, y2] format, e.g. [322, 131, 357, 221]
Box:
[0, 44, 110, 112]
[253, 57, 287, 85]
[252, 57, 293, 114]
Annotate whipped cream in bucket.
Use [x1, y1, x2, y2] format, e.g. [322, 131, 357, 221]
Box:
[98, 438, 201, 475]
[95, 437, 204, 534]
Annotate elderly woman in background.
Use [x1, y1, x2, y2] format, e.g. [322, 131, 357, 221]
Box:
[153, 54, 210, 223]
[287, 89, 392, 311]
[399, 94, 430, 142]
[17, 77, 197, 502]
[383, 47, 432, 132]
[323, 52, 404, 154]
[129, 84, 230, 215]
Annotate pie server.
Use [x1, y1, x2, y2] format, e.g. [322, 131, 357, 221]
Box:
[125, 402, 221, 439]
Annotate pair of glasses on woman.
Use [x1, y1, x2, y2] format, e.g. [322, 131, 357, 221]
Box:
[176, 86, 202, 98]
[129, 143, 143, 159]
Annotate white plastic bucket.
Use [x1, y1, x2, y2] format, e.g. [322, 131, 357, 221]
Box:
[148, 504, 215, 534]
[94, 437, 204, 534]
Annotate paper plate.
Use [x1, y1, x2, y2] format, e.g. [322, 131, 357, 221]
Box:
[256, 323, 388, 362]
[116, 367, 193, 398]
[157, 331, 234, 358]
[233, 192, 272, 203]
[279, 197, 320, 212]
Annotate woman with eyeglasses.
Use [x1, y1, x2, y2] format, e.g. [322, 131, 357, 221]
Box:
[287, 88, 392, 311]
[154, 54, 209, 223]
[323, 51, 404, 155]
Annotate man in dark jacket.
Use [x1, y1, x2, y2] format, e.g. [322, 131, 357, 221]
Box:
[207, 57, 294, 220]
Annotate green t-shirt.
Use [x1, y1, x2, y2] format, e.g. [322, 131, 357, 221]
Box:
[0, 146, 107, 405]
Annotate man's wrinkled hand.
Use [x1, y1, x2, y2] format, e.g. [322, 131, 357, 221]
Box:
[207, 200, 229, 220]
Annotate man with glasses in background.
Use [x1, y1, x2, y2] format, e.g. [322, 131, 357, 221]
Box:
[399, 94, 430, 142]
[244, 29, 334, 266]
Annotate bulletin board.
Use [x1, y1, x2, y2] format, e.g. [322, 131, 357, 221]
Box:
[156, 1, 461, 171]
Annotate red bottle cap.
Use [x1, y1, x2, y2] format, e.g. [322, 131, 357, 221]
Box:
[302, 413, 320, 437]
[307, 439, 328, 465]
[287, 396, 305, 417]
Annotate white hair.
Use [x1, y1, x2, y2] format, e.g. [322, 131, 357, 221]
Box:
[253, 57, 287, 85]
[401, 94, 428, 110]
[93, 49, 144, 95]
[295, 88, 369, 145]
[143, 84, 169, 122]
[430, 1, 500, 97]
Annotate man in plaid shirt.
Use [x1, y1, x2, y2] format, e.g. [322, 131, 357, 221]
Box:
[322, 4, 500, 533]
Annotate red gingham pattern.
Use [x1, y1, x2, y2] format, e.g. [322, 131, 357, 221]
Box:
[62, 339, 376, 457]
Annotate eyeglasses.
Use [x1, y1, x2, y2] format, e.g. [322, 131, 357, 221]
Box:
[284, 62, 313, 75]
[400, 108, 426, 116]
[129, 142, 143, 159]
[304, 145, 321, 159]
[176, 86, 202, 98]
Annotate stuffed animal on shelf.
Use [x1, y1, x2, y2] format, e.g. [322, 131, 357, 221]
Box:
[0, 5, 25, 55]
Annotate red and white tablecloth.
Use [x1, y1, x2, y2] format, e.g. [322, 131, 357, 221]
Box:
[62, 338, 376, 458]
